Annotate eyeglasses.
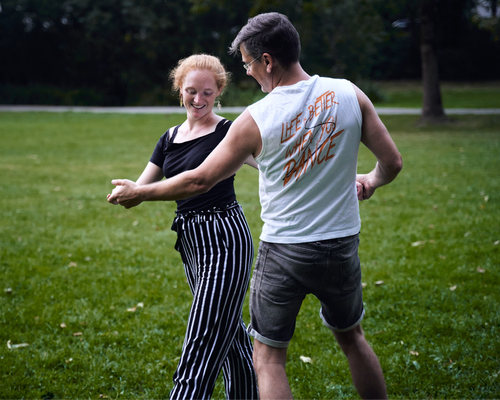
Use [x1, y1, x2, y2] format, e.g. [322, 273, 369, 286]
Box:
[243, 54, 262, 71]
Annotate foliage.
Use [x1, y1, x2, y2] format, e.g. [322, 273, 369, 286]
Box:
[1, 0, 499, 106]
[0, 111, 499, 398]
[370, 0, 500, 81]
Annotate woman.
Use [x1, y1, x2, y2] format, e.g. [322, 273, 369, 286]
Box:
[113, 55, 258, 399]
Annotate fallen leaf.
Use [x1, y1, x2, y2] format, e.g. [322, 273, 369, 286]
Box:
[410, 350, 419, 356]
[494, 240, 499, 246]
[449, 285, 457, 291]
[428, 224, 435, 229]
[477, 267, 485, 273]
[300, 356, 313, 364]
[68, 262, 78, 268]
[60, 323, 67, 329]
[127, 302, 143, 312]
[65, 358, 73, 363]
[133, 220, 139, 226]
[4, 288, 12, 294]
[73, 332, 83, 337]
[464, 232, 471, 237]
[99, 395, 110, 399]
[7, 340, 29, 349]
[375, 280, 384, 286]
[411, 241, 425, 247]
[484, 196, 489, 203]
[361, 282, 367, 288]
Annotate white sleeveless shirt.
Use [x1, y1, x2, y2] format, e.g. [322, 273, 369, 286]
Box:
[247, 76, 362, 243]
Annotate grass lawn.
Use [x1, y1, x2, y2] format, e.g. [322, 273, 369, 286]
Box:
[1, 111, 499, 399]
[374, 80, 500, 109]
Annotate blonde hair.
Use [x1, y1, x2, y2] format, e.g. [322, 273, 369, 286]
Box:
[169, 54, 230, 99]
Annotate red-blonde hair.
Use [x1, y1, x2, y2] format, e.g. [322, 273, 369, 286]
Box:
[169, 54, 230, 97]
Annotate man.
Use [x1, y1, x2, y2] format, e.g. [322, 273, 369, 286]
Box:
[108, 12, 402, 399]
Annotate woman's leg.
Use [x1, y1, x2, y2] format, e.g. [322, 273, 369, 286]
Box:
[169, 209, 257, 400]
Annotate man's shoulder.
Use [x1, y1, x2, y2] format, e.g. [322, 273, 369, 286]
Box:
[316, 76, 351, 86]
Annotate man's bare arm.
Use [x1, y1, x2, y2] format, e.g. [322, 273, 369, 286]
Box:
[107, 110, 261, 208]
[353, 84, 403, 200]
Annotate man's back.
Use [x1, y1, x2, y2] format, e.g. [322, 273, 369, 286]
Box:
[248, 76, 363, 243]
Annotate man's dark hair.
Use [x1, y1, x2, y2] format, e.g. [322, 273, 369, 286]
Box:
[229, 12, 301, 69]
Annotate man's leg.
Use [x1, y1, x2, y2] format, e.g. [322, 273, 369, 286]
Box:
[253, 340, 293, 400]
[334, 325, 387, 399]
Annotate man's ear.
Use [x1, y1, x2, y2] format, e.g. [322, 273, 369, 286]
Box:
[263, 53, 273, 73]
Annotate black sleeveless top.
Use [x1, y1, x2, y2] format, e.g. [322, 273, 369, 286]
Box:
[150, 119, 236, 213]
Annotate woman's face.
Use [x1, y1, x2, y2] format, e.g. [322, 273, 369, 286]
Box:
[181, 69, 221, 118]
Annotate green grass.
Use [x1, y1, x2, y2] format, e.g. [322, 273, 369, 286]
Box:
[373, 80, 500, 109]
[1, 111, 499, 399]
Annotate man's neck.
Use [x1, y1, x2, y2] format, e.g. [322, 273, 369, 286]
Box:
[274, 63, 311, 89]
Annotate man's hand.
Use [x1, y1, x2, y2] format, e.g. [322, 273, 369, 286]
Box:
[107, 179, 143, 209]
[356, 173, 376, 201]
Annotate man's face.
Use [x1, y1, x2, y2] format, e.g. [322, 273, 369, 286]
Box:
[240, 46, 272, 93]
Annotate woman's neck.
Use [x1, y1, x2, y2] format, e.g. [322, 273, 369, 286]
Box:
[179, 112, 222, 141]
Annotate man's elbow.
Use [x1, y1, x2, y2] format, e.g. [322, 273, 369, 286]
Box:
[188, 172, 215, 197]
[394, 153, 403, 174]
[390, 153, 403, 177]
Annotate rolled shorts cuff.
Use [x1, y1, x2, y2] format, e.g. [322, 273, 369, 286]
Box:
[247, 325, 290, 349]
[320, 307, 365, 333]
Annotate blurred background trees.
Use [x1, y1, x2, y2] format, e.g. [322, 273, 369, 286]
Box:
[0, 0, 499, 106]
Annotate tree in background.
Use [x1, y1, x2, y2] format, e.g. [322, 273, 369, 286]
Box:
[0, 0, 498, 106]
[419, 0, 448, 123]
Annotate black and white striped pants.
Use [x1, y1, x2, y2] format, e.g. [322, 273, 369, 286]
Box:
[169, 203, 258, 400]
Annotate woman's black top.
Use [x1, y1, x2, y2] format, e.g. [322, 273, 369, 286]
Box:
[149, 119, 236, 213]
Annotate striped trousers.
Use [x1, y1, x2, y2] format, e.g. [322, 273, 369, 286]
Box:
[169, 203, 259, 400]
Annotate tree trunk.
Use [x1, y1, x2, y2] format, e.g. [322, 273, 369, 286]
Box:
[419, 0, 448, 123]
[491, 0, 497, 17]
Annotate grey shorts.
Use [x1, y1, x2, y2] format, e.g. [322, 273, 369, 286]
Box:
[248, 234, 365, 348]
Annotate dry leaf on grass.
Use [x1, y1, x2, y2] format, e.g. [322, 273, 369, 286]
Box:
[449, 285, 457, 291]
[300, 356, 313, 364]
[68, 262, 78, 268]
[4, 288, 13, 294]
[411, 241, 425, 247]
[375, 280, 384, 286]
[127, 302, 144, 312]
[477, 267, 485, 273]
[73, 332, 83, 337]
[7, 340, 29, 349]
[410, 351, 419, 356]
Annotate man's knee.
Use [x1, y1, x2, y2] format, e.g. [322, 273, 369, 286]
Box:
[253, 340, 288, 371]
[333, 324, 366, 350]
